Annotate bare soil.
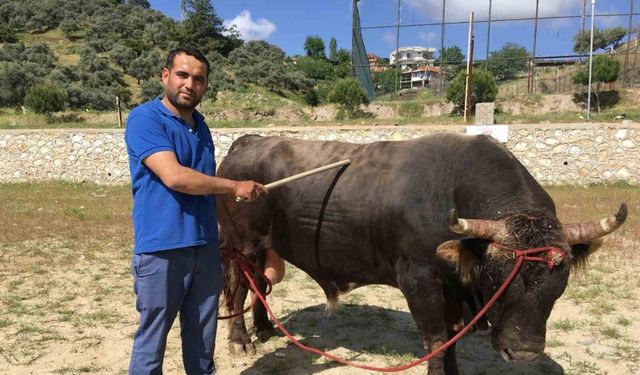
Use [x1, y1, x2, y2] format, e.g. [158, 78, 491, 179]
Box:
[0, 184, 638, 375]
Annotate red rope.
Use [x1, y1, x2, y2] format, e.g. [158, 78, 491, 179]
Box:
[236, 244, 565, 372]
[218, 248, 273, 320]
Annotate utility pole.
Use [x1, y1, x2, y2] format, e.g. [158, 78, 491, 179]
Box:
[464, 12, 474, 123]
[587, 0, 596, 121]
[529, 0, 539, 93]
[485, 0, 492, 69]
[438, 0, 446, 96]
[394, 0, 401, 99]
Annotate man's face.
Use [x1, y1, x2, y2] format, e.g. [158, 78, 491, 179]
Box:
[161, 53, 208, 112]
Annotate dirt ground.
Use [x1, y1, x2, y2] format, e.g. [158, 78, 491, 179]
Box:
[0, 185, 638, 375]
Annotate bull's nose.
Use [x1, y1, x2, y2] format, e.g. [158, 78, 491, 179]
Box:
[501, 348, 540, 362]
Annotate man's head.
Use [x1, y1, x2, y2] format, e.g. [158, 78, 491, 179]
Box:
[161, 47, 210, 112]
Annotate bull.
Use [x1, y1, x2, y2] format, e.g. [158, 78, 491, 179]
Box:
[216, 133, 626, 375]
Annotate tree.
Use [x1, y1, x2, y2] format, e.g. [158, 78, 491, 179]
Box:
[445, 69, 497, 114]
[0, 25, 18, 43]
[373, 69, 397, 95]
[180, 0, 242, 56]
[328, 37, 337, 61]
[0, 62, 32, 107]
[573, 27, 628, 54]
[109, 44, 137, 73]
[295, 56, 334, 80]
[329, 78, 369, 113]
[140, 79, 163, 102]
[229, 40, 312, 92]
[439, 46, 465, 75]
[304, 35, 326, 59]
[25, 81, 68, 117]
[128, 0, 150, 8]
[573, 55, 620, 112]
[487, 42, 529, 81]
[129, 51, 161, 84]
[335, 48, 351, 64]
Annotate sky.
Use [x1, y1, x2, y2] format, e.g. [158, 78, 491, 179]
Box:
[148, 0, 639, 60]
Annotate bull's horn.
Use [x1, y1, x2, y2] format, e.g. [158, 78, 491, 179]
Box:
[448, 209, 508, 242]
[563, 203, 627, 244]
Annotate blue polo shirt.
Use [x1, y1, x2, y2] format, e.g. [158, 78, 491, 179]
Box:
[125, 98, 218, 254]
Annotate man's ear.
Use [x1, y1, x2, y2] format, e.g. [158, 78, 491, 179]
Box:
[437, 239, 484, 284]
[570, 238, 603, 272]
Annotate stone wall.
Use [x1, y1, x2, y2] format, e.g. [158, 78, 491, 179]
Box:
[1, 124, 638, 186]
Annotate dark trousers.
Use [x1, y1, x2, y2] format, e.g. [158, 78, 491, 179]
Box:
[129, 243, 222, 375]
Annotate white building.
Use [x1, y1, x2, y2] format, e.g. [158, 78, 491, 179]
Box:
[389, 46, 436, 70]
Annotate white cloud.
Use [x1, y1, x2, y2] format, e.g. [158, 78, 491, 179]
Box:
[418, 31, 437, 43]
[383, 31, 397, 45]
[403, 0, 583, 22]
[223, 10, 276, 41]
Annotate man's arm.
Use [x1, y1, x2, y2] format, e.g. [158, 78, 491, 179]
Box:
[144, 151, 265, 200]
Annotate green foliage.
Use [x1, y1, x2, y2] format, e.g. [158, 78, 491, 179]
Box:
[445, 69, 497, 113]
[109, 44, 137, 73]
[439, 46, 465, 75]
[573, 55, 620, 86]
[180, 0, 242, 56]
[139, 79, 163, 103]
[398, 101, 423, 118]
[0, 25, 18, 43]
[229, 41, 312, 92]
[573, 27, 628, 54]
[335, 48, 351, 64]
[487, 42, 529, 81]
[0, 62, 33, 107]
[304, 35, 326, 59]
[295, 56, 334, 80]
[25, 82, 68, 116]
[129, 51, 161, 84]
[328, 78, 369, 112]
[128, 0, 150, 8]
[304, 88, 320, 106]
[328, 37, 338, 61]
[373, 69, 397, 95]
[573, 55, 620, 112]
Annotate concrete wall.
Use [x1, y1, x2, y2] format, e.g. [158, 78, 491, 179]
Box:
[1, 124, 638, 186]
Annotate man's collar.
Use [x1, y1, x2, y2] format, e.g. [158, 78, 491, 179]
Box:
[154, 97, 205, 123]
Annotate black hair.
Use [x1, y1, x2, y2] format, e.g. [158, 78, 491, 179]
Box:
[164, 47, 210, 78]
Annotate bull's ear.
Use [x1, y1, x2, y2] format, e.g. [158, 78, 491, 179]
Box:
[437, 239, 484, 284]
[570, 238, 603, 271]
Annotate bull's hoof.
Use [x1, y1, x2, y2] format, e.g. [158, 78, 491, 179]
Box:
[229, 341, 256, 356]
[256, 326, 277, 343]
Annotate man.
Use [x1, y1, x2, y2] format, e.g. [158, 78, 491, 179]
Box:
[125, 47, 267, 375]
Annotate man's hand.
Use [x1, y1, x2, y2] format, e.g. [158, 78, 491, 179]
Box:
[232, 181, 267, 202]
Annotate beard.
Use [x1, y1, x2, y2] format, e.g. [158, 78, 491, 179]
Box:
[165, 89, 202, 112]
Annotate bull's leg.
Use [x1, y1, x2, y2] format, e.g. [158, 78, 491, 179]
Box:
[396, 258, 454, 375]
[252, 248, 277, 342]
[224, 259, 256, 356]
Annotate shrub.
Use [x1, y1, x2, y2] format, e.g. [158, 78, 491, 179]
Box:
[24, 82, 68, 117]
[398, 101, 423, 118]
[328, 78, 369, 113]
[445, 69, 497, 114]
[140, 79, 164, 103]
[304, 88, 320, 107]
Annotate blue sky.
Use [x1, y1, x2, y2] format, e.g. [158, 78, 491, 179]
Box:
[149, 0, 639, 60]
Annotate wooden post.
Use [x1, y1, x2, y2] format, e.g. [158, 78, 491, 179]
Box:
[463, 12, 474, 123]
[116, 95, 123, 128]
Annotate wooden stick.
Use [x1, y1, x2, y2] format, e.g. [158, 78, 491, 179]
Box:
[235, 159, 351, 202]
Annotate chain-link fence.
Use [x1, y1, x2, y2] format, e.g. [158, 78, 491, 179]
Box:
[353, 0, 640, 99]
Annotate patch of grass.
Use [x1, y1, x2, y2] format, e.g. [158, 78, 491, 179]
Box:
[549, 318, 577, 332]
[397, 101, 424, 118]
[599, 325, 622, 339]
[616, 316, 632, 327]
